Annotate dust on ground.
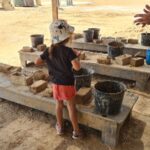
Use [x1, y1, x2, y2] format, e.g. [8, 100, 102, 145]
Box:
[0, 0, 150, 150]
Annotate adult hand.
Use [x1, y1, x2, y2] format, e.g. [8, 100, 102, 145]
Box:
[134, 5, 150, 27]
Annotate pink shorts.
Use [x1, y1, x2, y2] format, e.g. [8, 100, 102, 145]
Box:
[52, 84, 76, 101]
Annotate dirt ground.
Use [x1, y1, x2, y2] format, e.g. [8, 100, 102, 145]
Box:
[0, 0, 150, 150]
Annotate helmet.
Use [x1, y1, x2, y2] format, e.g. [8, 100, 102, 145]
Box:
[50, 19, 75, 44]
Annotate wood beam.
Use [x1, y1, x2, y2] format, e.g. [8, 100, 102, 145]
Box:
[51, 0, 58, 21]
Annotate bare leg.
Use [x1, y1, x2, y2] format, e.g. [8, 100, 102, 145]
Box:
[56, 100, 64, 128]
[66, 99, 80, 133]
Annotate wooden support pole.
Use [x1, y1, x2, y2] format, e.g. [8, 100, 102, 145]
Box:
[51, 0, 58, 21]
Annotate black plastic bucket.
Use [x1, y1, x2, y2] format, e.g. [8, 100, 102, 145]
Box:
[141, 33, 150, 46]
[74, 68, 94, 90]
[88, 28, 100, 39]
[83, 30, 94, 42]
[94, 81, 126, 116]
[107, 41, 124, 58]
[31, 34, 44, 48]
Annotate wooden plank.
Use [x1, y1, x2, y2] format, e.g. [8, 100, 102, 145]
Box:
[72, 38, 148, 57]
[51, 0, 58, 21]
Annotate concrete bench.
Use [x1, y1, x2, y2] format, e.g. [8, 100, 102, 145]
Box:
[0, 73, 138, 147]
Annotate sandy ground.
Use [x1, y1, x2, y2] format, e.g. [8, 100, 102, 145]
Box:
[0, 0, 150, 150]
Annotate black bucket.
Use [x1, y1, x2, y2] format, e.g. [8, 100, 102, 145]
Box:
[83, 30, 94, 42]
[31, 34, 44, 48]
[141, 33, 150, 46]
[74, 68, 94, 90]
[107, 41, 124, 58]
[88, 28, 100, 39]
[94, 81, 126, 117]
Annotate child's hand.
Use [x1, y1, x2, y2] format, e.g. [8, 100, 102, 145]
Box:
[134, 5, 150, 27]
[72, 49, 81, 57]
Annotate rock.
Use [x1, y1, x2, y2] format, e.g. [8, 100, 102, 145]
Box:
[115, 54, 132, 65]
[130, 57, 144, 67]
[75, 87, 92, 105]
[30, 80, 47, 94]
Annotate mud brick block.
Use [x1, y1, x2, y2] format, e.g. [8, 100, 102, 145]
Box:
[101, 37, 115, 45]
[130, 57, 144, 67]
[40, 87, 53, 97]
[30, 80, 47, 94]
[93, 39, 102, 44]
[10, 67, 22, 74]
[0, 63, 13, 73]
[128, 39, 138, 44]
[79, 52, 86, 60]
[115, 54, 132, 65]
[33, 70, 46, 81]
[10, 72, 33, 86]
[75, 87, 92, 104]
[37, 44, 47, 51]
[21, 46, 34, 52]
[116, 37, 127, 43]
[74, 33, 83, 39]
[97, 55, 111, 65]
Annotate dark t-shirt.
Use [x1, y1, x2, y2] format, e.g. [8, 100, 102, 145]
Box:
[40, 45, 77, 85]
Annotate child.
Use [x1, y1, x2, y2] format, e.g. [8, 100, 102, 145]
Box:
[35, 19, 81, 139]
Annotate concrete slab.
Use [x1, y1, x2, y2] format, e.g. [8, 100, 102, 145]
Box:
[72, 38, 147, 57]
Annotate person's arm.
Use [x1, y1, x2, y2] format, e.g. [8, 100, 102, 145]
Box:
[35, 49, 48, 66]
[134, 5, 150, 27]
[35, 57, 44, 66]
[71, 58, 81, 71]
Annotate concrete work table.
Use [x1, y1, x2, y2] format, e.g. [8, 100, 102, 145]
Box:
[19, 50, 150, 90]
[0, 73, 138, 147]
[72, 38, 148, 57]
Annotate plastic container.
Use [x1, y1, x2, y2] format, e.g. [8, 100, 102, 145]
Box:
[107, 41, 124, 58]
[141, 33, 150, 46]
[146, 49, 150, 65]
[83, 30, 94, 42]
[74, 68, 94, 90]
[88, 28, 100, 39]
[31, 34, 44, 48]
[94, 81, 126, 117]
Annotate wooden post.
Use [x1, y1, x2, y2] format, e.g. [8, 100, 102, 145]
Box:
[51, 0, 58, 21]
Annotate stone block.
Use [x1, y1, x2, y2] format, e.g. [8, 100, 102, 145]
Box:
[116, 37, 127, 43]
[75, 87, 92, 104]
[30, 80, 47, 94]
[115, 54, 132, 65]
[130, 57, 144, 67]
[40, 87, 53, 97]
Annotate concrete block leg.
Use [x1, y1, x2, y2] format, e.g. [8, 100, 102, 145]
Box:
[101, 124, 120, 147]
